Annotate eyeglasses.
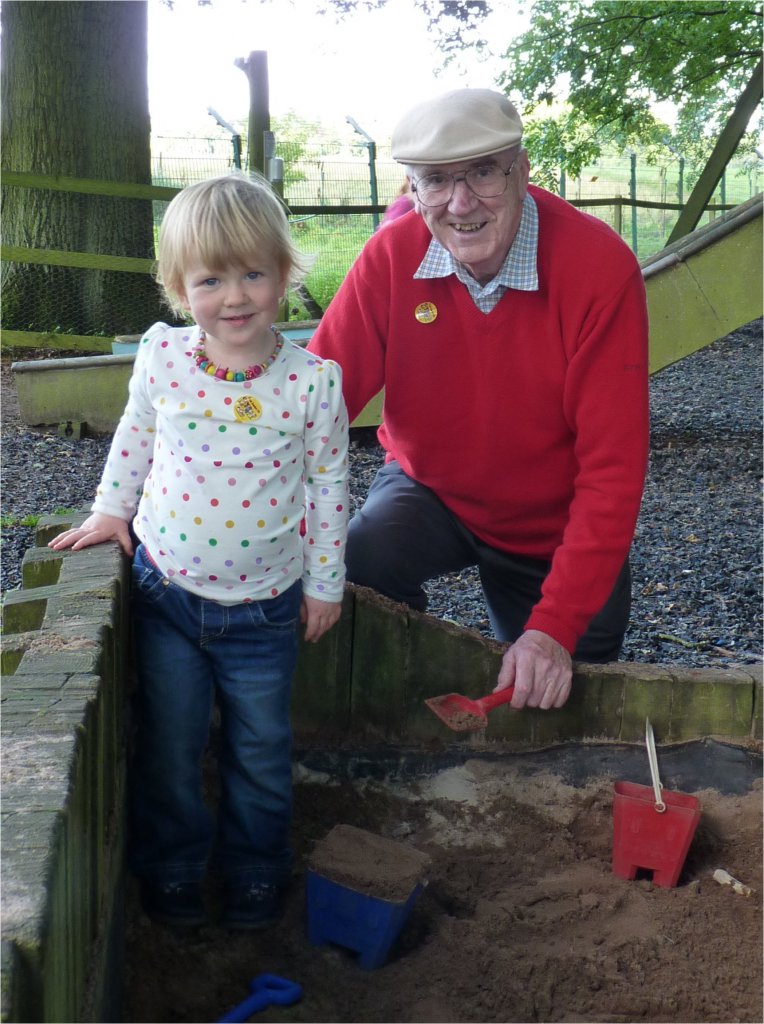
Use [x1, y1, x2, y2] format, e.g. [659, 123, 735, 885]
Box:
[411, 157, 519, 207]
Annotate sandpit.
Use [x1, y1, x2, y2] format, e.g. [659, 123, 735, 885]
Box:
[123, 739, 762, 1023]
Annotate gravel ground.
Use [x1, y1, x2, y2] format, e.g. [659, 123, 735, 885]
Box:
[2, 319, 761, 667]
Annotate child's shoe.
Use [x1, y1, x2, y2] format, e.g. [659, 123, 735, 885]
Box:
[140, 881, 206, 927]
[222, 881, 285, 930]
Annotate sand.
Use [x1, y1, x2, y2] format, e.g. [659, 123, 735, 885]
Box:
[123, 741, 763, 1023]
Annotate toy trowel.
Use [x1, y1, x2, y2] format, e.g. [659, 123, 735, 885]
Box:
[424, 686, 515, 732]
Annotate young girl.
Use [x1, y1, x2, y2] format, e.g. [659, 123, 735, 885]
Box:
[49, 173, 349, 930]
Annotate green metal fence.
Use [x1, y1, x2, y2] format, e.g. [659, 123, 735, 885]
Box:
[160, 129, 760, 309]
[2, 124, 760, 351]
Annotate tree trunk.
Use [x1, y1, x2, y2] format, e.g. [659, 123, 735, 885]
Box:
[1, 0, 165, 337]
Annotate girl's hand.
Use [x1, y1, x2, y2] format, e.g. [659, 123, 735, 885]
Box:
[300, 595, 342, 643]
[47, 512, 134, 557]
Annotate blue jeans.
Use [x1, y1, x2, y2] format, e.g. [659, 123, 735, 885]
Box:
[347, 462, 631, 662]
[128, 544, 301, 888]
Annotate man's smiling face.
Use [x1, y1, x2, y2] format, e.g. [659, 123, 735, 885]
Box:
[411, 147, 530, 285]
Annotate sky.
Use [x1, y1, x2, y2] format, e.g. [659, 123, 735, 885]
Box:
[148, 0, 528, 139]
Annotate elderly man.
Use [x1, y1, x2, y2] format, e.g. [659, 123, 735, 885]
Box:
[308, 88, 649, 711]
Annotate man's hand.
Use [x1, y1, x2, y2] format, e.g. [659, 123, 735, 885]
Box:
[47, 512, 134, 557]
[300, 595, 342, 643]
[494, 629, 572, 710]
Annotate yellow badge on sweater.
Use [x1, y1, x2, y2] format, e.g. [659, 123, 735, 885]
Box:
[234, 396, 263, 422]
[414, 301, 438, 324]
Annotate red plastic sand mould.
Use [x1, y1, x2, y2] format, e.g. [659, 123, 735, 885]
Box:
[612, 780, 701, 887]
[611, 719, 701, 888]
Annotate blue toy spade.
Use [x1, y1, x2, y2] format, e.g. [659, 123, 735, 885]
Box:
[218, 974, 303, 1023]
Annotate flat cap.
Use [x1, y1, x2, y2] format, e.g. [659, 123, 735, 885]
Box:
[391, 88, 523, 165]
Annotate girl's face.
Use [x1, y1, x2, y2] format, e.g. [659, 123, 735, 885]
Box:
[178, 257, 287, 358]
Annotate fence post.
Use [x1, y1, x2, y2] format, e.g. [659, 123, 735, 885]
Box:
[235, 50, 270, 175]
[630, 152, 638, 256]
[232, 136, 242, 170]
[347, 117, 379, 230]
[207, 108, 243, 171]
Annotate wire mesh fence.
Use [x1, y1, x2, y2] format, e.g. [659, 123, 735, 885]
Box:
[152, 134, 241, 188]
[174, 130, 760, 312]
[3, 122, 761, 343]
[154, 124, 761, 304]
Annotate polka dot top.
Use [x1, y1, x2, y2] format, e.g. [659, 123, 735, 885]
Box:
[92, 322, 349, 605]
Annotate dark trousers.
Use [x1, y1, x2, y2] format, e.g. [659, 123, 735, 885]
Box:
[346, 461, 631, 662]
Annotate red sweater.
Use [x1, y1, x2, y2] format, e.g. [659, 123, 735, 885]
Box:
[309, 186, 649, 652]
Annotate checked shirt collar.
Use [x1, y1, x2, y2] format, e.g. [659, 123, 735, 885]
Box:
[413, 193, 539, 314]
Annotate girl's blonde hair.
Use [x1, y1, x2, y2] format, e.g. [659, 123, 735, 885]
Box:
[156, 171, 310, 316]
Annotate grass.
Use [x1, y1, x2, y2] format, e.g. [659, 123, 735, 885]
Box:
[1, 508, 78, 529]
[292, 214, 376, 313]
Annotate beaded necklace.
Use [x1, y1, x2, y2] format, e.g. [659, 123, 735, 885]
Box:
[192, 328, 283, 382]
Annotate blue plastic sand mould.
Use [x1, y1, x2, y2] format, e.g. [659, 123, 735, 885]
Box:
[306, 870, 423, 970]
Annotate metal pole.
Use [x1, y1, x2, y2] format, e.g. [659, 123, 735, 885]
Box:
[346, 116, 379, 230]
[630, 152, 638, 256]
[367, 140, 379, 229]
[208, 107, 243, 170]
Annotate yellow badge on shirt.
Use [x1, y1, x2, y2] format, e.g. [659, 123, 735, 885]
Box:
[234, 395, 263, 422]
[414, 301, 438, 324]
